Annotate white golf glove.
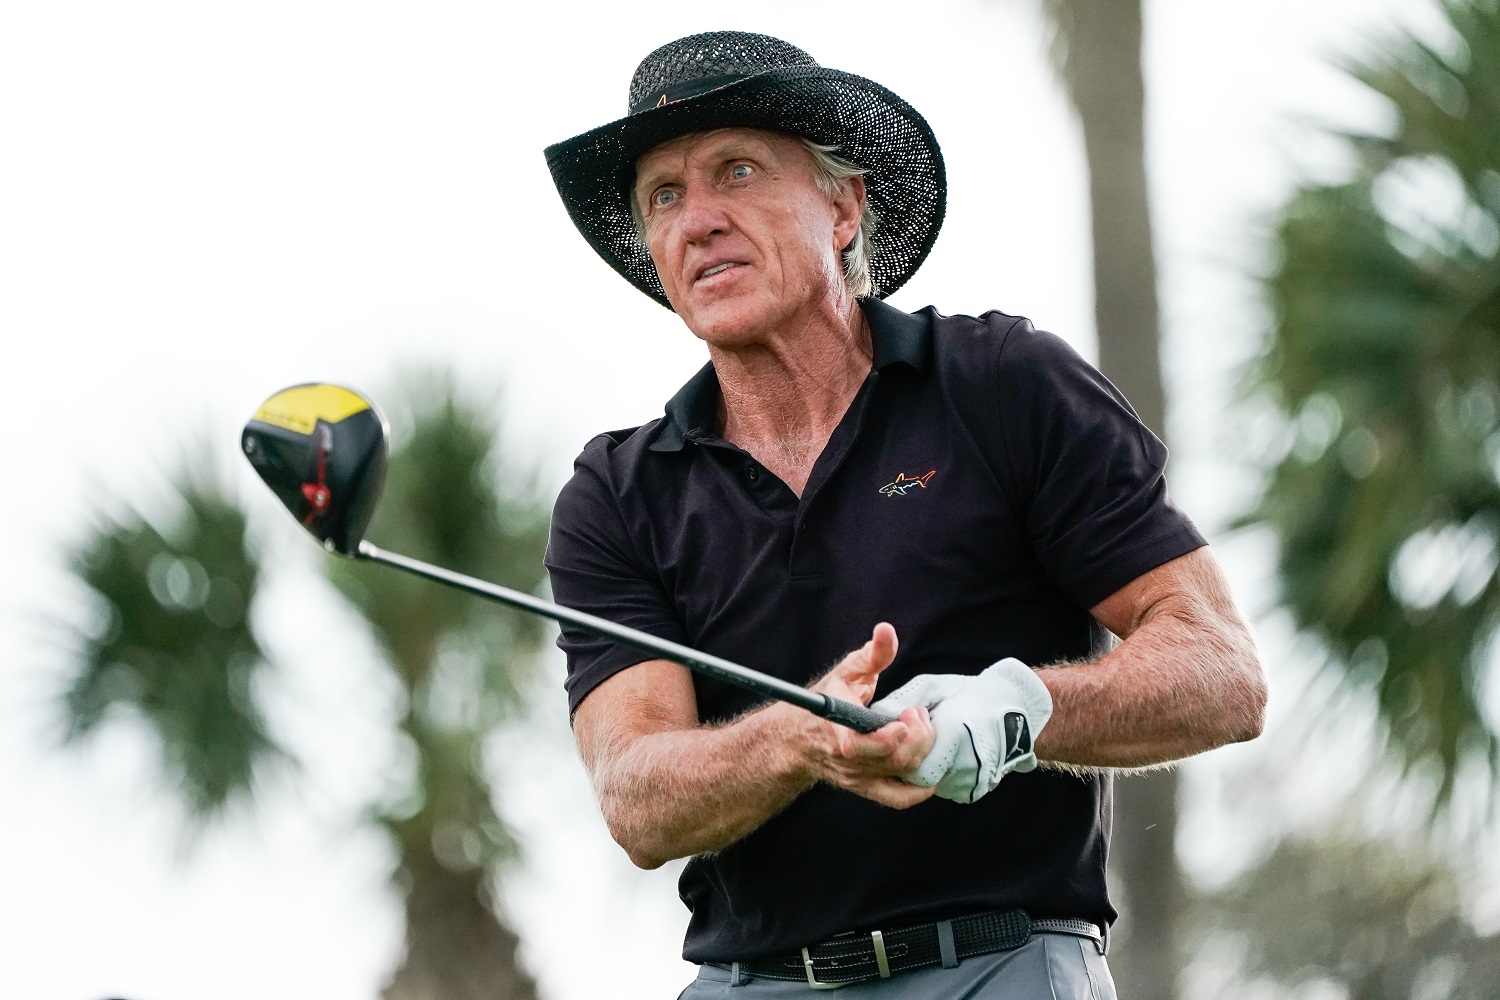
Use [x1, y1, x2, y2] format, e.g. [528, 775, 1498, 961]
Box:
[871, 658, 1053, 804]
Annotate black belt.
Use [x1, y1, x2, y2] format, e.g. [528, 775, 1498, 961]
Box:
[710, 909, 1106, 988]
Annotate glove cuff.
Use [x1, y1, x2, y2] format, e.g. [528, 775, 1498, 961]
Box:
[982, 657, 1054, 730]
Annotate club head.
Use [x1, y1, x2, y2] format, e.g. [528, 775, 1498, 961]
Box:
[241, 383, 389, 556]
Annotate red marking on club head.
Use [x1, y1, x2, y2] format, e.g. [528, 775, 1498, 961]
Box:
[301, 482, 331, 513]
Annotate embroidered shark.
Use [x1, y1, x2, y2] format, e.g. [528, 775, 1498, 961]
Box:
[878, 470, 936, 497]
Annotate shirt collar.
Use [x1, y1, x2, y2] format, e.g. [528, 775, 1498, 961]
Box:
[651, 362, 720, 452]
[863, 296, 931, 373]
[649, 298, 931, 453]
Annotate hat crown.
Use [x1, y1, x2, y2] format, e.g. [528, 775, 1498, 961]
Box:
[627, 32, 818, 113]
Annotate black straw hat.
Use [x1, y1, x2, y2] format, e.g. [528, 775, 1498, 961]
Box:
[544, 31, 946, 310]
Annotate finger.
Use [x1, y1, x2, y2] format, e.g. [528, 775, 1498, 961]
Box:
[834, 722, 913, 761]
[862, 711, 923, 767]
[838, 622, 899, 686]
[820, 706, 924, 783]
[848, 776, 938, 810]
[884, 713, 939, 776]
[889, 706, 936, 770]
[870, 622, 898, 672]
[831, 704, 932, 765]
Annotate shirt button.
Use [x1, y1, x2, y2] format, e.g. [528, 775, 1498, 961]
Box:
[745, 464, 760, 483]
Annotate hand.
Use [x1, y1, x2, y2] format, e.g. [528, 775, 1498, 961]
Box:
[871, 658, 1053, 804]
[801, 623, 937, 809]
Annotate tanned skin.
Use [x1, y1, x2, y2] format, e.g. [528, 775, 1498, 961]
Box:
[572, 127, 1267, 870]
[633, 127, 873, 494]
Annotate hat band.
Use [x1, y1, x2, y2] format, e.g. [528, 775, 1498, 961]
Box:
[627, 72, 754, 115]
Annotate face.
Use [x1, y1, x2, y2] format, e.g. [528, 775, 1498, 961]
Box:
[633, 128, 865, 347]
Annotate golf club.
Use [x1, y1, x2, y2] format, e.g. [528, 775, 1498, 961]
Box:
[241, 383, 897, 734]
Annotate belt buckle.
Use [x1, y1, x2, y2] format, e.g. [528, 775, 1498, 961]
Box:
[800, 947, 848, 989]
[798, 953, 846, 989]
[871, 930, 892, 977]
[800, 930, 890, 989]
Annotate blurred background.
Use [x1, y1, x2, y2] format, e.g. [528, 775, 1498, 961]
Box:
[3, 0, 1498, 997]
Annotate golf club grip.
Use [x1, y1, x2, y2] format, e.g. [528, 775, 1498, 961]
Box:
[820, 696, 898, 734]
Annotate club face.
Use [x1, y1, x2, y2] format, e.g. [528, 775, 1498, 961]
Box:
[242, 383, 389, 556]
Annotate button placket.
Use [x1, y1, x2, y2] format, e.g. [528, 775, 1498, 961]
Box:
[788, 374, 880, 577]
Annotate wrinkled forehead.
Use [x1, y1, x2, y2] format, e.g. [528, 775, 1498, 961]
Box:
[633, 127, 802, 187]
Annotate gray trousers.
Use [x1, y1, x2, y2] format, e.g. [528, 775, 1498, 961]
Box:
[679, 933, 1118, 999]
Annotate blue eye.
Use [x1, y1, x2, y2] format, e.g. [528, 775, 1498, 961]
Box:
[653, 189, 677, 207]
[730, 164, 753, 180]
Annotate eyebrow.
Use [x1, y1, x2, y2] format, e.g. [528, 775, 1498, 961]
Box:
[710, 141, 761, 160]
[635, 140, 769, 195]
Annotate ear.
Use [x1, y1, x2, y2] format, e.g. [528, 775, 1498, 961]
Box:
[831, 174, 866, 252]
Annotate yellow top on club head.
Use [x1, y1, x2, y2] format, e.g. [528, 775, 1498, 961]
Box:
[252, 383, 372, 437]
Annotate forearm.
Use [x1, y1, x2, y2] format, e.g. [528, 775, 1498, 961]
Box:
[590, 701, 817, 868]
[1034, 595, 1266, 769]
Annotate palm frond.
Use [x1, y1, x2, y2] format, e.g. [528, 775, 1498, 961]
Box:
[331, 371, 551, 691]
[1243, 0, 1500, 806]
[62, 458, 280, 818]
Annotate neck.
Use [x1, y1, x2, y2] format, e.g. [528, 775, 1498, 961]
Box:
[710, 295, 872, 495]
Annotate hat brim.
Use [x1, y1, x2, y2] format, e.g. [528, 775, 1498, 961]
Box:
[544, 66, 946, 310]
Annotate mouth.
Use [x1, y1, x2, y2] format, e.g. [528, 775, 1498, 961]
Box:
[696, 261, 744, 283]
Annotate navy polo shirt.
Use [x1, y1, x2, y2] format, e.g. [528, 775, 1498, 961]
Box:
[545, 296, 1206, 964]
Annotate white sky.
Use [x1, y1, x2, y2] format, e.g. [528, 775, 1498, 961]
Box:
[0, 1, 1447, 998]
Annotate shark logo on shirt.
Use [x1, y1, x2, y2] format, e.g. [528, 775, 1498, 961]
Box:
[878, 470, 936, 497]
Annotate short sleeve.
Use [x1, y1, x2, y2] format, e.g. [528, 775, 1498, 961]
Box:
[544, 436, 690, 715]
[992, 320, 1206, 609]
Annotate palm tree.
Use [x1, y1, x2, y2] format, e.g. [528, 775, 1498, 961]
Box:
[1191, 828, 1500, 998]
[62, 454, 280, 822]
[59, 375, 550, 999]
[329, 374, 550, 1000]
[1242, 0, 1500, 805]
[1034, 3, 1180, 995]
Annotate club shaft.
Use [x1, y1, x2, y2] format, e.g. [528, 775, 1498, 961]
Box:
[355, 542, 895, 733]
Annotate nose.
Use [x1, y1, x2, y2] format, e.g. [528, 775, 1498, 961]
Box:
[677, 187, 732, 245]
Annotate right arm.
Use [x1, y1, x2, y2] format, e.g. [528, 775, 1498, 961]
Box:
[573, 623, 935, 870]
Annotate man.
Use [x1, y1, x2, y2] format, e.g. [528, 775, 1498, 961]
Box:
[543, 31, 1266, 996]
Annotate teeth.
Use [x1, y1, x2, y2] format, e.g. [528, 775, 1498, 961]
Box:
[702, 263, 737, 278]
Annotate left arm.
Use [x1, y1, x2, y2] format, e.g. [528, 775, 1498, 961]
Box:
[1032, 545, 1266, 769]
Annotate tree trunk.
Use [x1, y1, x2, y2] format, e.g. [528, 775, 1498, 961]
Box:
[1070, 2, 1163, 429]
[382, 866, 539, 1000]
[1109, 769, 1182, 999]
[1064, 2, 1180, 998]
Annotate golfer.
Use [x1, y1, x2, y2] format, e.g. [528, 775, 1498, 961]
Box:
[543, 31, 1265, 996]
